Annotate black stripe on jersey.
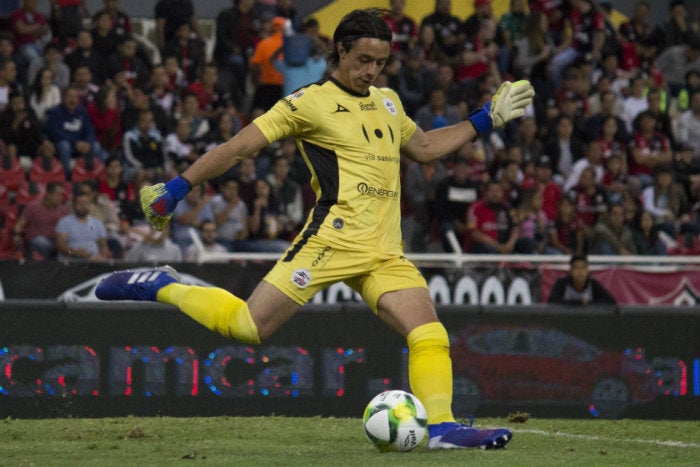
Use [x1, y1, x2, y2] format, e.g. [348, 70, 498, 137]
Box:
[328, 76, 369, 97]
[388, 124, 394, 143]
[282, 141, 339, 262]
[361, 124, 369, 143]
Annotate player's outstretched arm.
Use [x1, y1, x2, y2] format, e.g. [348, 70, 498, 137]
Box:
[141, 123, 270, 230]
[403, 80, 534, 164]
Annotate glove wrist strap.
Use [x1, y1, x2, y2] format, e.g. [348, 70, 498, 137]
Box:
[467, 101, 493, 136]
[165, 176, 192, 202]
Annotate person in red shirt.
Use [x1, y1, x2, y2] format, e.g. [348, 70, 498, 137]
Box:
[382, 0, 417, 59]
[12, 181, 70, 260]
[466, 180, 519, 253]
[87, 85, 122, 154]
[627, 110, 672, 188]
[11, 0, 50, 64]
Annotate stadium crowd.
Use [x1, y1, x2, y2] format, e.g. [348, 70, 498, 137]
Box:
[2, 0, 700, 262]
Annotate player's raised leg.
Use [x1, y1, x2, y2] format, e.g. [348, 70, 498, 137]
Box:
[96, 267, 299, 343]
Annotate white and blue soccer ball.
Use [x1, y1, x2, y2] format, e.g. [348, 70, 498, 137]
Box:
[362, 390, 427, 452]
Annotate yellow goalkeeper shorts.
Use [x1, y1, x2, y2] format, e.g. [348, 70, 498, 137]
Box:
[263, 235, 428, 313]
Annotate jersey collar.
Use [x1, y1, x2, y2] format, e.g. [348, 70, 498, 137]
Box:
[329, 76, 370, 98]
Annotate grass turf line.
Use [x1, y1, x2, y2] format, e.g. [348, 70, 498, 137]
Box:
[1, 416, 699, 467]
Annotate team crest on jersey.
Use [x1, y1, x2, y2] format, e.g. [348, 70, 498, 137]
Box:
[291, 269, 311, 288]
[383, 97, 397, 115]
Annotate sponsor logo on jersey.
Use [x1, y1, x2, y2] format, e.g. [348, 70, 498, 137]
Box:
[383, 97, 397, 115]
[291, 269, 311, 288]
[356, 182, 398, 199]
[311, 246, 332, 267]
[281, 98, 298, 111]
[359, 101, 377, 111]
[291, 90, 304, 99]
[334, 103, 350, 113]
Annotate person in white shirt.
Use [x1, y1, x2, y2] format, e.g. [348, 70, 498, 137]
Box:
[184, 220, 228, 261]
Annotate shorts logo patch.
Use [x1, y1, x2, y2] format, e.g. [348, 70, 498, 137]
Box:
[332, 217, 344, 229]
[291, 269, 311, 288]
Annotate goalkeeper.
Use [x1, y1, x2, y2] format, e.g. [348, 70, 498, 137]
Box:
[97, 8, 534, 450]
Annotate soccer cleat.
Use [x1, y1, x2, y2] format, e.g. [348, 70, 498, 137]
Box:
[427, 420, 512, 449]
[95, 266, 181, 302]
[140, 183, 176, 231]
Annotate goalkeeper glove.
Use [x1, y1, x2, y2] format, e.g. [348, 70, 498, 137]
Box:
[468, 80, 535, 135]
[140, 176, 192, 231]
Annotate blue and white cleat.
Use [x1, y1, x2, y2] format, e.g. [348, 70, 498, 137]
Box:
[95, 266, 180, 301]
[428, 420, 512, 449]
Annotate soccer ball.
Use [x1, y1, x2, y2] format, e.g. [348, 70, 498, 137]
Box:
[362, 390, 427, 452]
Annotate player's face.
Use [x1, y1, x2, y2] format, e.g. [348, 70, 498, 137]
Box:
[335, 38, 391, 95]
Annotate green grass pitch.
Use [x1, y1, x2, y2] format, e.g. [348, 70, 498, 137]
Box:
[1, 416, 698, 467]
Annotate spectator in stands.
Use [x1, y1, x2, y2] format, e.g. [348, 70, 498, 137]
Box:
[631, 210, 667, 255]
[185, 219, 227, 262]
[203, 111, 240, 152]
[677, 68, 700, 113]
[163, 54, 187, 92]
[154, 0, 199, 52]
[546, 195, 584, 256]
[55, 190, 110, 261]
[547, 254, 616, 305]
[511, 116, 544, 164]
[654, 34, 700, 97]
[382, 0, 418, 59]
[87, 84, 121, 155]
[106, 36, 149, 88]
[97, 156, 135, 228]
[434, 156, 480, 252]
[646, 87, 675, 149]
[92, 0, 131, 39]
[676, 91, 700, 159]
[414, 87, 462, 132]
[563, 141, 605, 193]
[65, 29, 107, 83]
[420, 0, 464, 61]
[641, 164, 691, 237]
[29, 68, 61, 122]
[628, 110, 673, 189]
[122, 109, 166, 181]
[415, 23, 444, 65]
[210, 177, 249, 251]
[548, 0, 605, 87]
[213, 0, 258, 99]
[570, 166, 608, 229]
[0, 57, 22, 112]
[238, 178, 291, 253]
[404, 158, 447, 252]
[71, 65, 99, 106]
[76, 180, 123, 258]
[595, 116, 628, 167]
[273, 33, 328, 99]
[11, 0, 51, 65]
[170, 182, 214, 251]
[125, 223, 182, 262]
[0, 90, 42, 158]
[27, 42, 70, 91]
[149, 64, 177, 117]
[187, 63, 234, 124]
[177, 92, 210, 140]
[12, 181, 69, 260]
[533, 155, 562, 222]
[164, 116, 197, 173]
[467, 179, 520, 254]
[265, 154, 303, 241]
[601, 152, 629, 199]
[122, 85, 169, 137]
[50, 0, 87, 47]
[513, 10, 553, 85]
[585, 90, 628, 143]
[514, 188, 548, 254]
[249, 15, 286, 112]
[591, 203, 637, 255]
[498, 0, 527, 75]
[91, 10, 119, 59]
[162, 21, 205, 85]
[235, 156, 258, 207]
[544, 115, 585, 184]
[458, 17, 501, 85]
[45, 85, 106, 178]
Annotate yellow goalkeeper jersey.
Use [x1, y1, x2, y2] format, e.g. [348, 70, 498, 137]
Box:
[253, 77, 417, 255]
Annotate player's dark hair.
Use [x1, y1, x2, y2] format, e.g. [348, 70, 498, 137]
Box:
[328, 8, 392, 67]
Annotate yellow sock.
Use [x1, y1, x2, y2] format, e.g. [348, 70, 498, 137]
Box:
[157, 284, 261, 344]
[407, 322, 455, 426]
